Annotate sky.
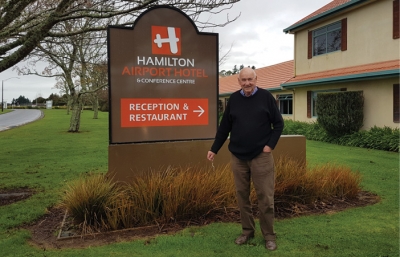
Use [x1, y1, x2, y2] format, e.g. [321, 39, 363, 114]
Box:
[0, 0, 332, 103]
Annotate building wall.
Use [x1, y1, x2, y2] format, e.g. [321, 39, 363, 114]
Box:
[292, 77, 399, 130]
[294, 0, 398, 75]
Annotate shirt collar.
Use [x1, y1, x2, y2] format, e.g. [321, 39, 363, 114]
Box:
[240, 86, 258, 97]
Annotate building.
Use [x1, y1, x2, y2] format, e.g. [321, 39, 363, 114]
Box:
[219, 0, 400, 130]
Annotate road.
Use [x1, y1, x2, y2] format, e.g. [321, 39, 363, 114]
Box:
[0, 109, 43, 131]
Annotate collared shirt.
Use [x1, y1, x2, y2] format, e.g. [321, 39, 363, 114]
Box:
[240, 86, 258, 97]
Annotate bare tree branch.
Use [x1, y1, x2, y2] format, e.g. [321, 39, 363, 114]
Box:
[0, 0, 241, 73]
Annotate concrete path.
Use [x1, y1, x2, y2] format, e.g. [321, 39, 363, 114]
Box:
[0, 109, 43, 132]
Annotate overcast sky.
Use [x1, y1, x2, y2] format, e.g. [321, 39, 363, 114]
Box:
[0, 0, 332, 103]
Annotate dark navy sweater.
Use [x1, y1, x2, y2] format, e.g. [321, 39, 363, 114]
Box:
[211, 87, 284, 160]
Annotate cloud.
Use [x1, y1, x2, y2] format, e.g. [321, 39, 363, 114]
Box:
[208, 0, 332, 71]
[1, 67, 59, 103]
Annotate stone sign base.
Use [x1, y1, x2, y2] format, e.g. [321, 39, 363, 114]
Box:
[107, 135, 306, 183]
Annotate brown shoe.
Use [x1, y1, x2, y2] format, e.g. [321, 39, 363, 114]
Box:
[234, 234, 253, 245]
[265, 240, 277, 251]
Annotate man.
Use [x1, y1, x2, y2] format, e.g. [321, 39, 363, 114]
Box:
[207, 67, 284, 251]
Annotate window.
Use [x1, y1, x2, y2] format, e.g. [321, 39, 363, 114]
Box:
[277, 94, 293, 115]
[307, 89, 344, 118]
[308, 19, 347, 59]
[311, 92, 318, 117]
[313, 22, 341, 56]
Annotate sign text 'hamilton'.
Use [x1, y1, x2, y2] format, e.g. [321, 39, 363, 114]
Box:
[121, 56, 208, 78]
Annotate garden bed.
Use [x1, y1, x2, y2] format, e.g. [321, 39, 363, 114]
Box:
[19, 190, 379, 249]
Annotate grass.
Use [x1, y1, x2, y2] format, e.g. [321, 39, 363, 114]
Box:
[0, 109, 398, 256]
[0, 109, 13, 115]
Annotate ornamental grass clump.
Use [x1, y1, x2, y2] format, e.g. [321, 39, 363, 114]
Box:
[62, 158, 362, 233]
[305, 164, 361, 201]
[274, 157, 361, 206]
[122, 165, 237, 226]
[62, 173, 122, 233]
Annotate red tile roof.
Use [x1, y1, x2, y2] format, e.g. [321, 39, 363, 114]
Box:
[219, 59, 399, 94]
[285, 60, 399, 84]
[294, 0, 351, 25]
[219, 60, 294, 94]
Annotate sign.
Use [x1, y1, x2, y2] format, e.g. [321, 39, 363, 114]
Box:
[121, 98, 208, 127]
[108, 6, 218, 143]
[46, 100, 53, 109]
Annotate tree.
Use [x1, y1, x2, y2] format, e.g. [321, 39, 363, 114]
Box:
[0, 0, 240, 73]
[32, 96, 46, 104]
[232, 65, 239, 75]
[84, 63, 108, 119]
[219, 42, 234, 67]
[97, 87, 109, 112]
[18, 14, 113, 131]
[219, 70, 227, 76]
[3, 0, 241, 132]
[221, 64, 256, 77]
[48, 93, 66, 106]
[12, 95, 30, 105]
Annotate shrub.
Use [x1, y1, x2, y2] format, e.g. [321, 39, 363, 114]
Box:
[316, 91, 364, 137]
[283, 120, 399, 152]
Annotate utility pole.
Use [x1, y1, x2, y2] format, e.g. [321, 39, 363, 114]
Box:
[1, 77, 20, 112]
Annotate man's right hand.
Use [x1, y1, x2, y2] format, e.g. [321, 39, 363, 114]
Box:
[207, 151, 215, 161]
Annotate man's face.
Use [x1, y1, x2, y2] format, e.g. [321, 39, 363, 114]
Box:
[238, 69, 257, 96]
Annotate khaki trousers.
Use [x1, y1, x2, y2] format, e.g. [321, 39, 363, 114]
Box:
[231, 152, 276, 241]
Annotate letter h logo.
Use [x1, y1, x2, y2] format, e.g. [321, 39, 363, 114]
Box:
[152, 26, 181, 55]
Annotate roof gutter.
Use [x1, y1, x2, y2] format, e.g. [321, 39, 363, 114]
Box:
[283, 0, 369, 34]
[281, 69, 400, 88]
[267, 87, 284, 92]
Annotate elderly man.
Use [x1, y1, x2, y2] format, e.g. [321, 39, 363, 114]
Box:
[207, 67, 284, 251]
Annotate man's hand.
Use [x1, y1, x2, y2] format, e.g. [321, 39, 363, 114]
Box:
[207, 151, 216, 161]
[263, 145, 272, 153]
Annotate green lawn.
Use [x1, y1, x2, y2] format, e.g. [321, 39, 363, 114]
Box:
[0, 109, 13, 115]
[0, 109, 398, 256]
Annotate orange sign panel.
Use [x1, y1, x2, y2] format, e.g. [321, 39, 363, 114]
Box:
[121, 98, 208, 127]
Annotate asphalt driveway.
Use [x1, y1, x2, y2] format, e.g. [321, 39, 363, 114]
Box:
[0, 109, 43, 131]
